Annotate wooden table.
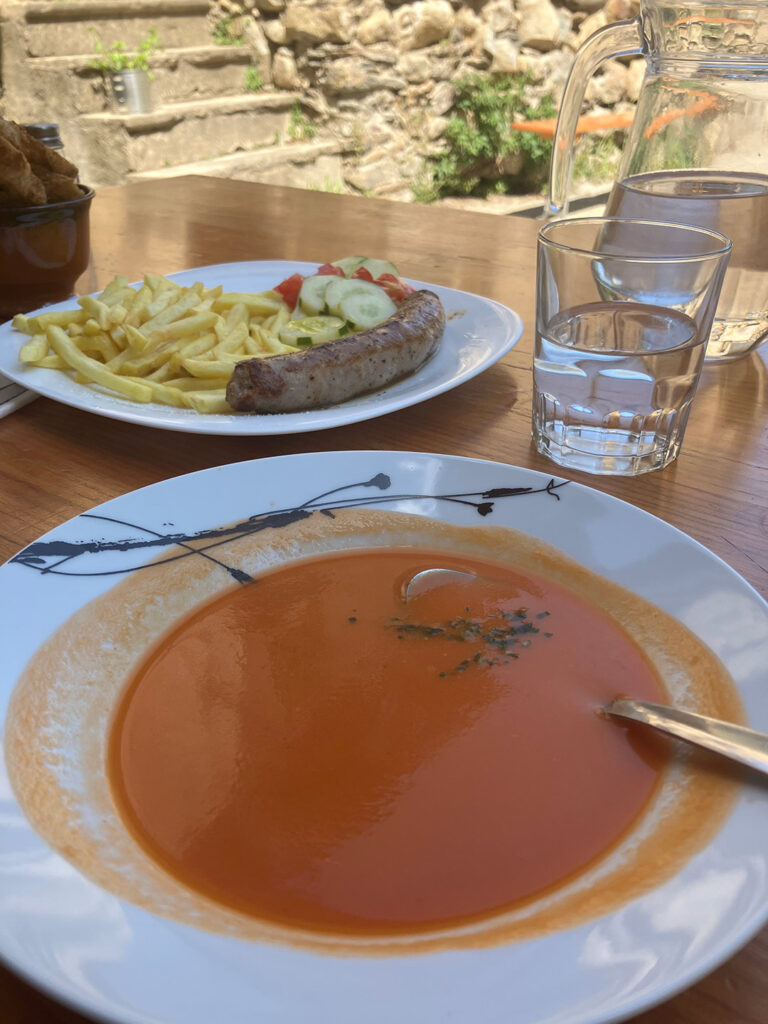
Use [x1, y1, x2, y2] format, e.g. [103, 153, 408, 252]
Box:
[1, 176, 766, 1024]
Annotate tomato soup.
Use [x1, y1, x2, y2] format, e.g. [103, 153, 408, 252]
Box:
[107, 548, 668, 936]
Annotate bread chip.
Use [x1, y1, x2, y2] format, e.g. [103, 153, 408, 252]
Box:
[35, 168, 83, 203]
[0, 118, 82, 208]
[0, 119, 78, 179]
[0, 134, 46, 205]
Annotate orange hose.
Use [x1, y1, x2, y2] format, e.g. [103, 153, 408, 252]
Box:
[510, 112, 635, 139]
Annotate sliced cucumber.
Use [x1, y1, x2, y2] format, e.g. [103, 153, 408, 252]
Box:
[331, 256, 367, 277]
[324, 277, 396, 319]
[278, 315, 344, 347]
[297, 275, 334, 316]
[339, 290, 397, 329]
[359, 257, 399, 279]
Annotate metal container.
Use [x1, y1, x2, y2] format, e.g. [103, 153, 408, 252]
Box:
[22, 123, 64, 150]
[110, 70, 152, 115]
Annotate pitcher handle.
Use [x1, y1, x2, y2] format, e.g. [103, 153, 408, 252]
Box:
[546, 19, 644, 218]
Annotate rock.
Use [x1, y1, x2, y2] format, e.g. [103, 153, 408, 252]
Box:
[345, 152, 404, 193]
[585, 59, 628, 105]
[574, 10, 608, 48]
[213, 12, 249, 42]
[626, 57, 646, 102]
[357, 10, 393, 45]
[405, 80, 436, 103]
[519, 47, 573, 99]
[348, 109, 400, 149]
[394, 1, 454, 52]
[477, 23, 496, 60]
[425, 115, 449, 140]
[355, 0, 387, 17]
[252, 0, 285, 11]
[243, 19, 273, 84]
[283, 2, 353, 45]
[539, 48, 575, 102]
[428, 55, 457, 82]
[431, 80, 454, 117]
[346, 142, 422, 194]
[518, 0, 569, 52]
[301, 89, 330, 118]
[263, 18, 287, 45]
[604, 0, 641, 21]
[497, 151, 524, 176]
[455, 7, 481, 37]
[272, 47, 302, 89]
[480, 0, 517, 34]
[563, 0, 604, 12]
[397, 52, 433, 83]
[320, 56, 406, 95]
[489, 37, 519, 73]
[517, 51, 547, 83]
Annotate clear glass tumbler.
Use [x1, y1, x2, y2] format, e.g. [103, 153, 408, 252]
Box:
[533, 217, 731, 476]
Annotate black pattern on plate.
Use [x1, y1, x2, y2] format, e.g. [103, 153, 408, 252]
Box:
[11, 473, 568, 583]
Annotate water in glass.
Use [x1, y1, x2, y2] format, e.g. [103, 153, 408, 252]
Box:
[533, 300, 706, 475]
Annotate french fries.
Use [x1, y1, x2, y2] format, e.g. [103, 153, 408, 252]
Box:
[12, 273, 299, 413]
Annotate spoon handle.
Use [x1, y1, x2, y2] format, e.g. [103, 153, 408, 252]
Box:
[607, 699, 768, 777]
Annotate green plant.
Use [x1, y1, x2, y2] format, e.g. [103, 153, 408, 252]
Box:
[213, 15, 245, 46]
[427, 73, 557, 199]
[572, 132, 622, 184]
[307, 177, 345, 194]
[410, 171, 441, 204]
[288, 101, 317, 142]
[244, 66, 263, 92]
[89, 27, 161, 75]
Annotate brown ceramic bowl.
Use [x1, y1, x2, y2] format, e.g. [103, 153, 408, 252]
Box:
[0, 185, 94, 324]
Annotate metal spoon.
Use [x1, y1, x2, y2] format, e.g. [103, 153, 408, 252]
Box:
[402, 568, 768, 777]
[401, 567, 476, 601]
[604, 699, 768, 776]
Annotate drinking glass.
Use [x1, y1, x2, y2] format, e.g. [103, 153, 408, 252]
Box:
[533, 217, 731, 476]
[604, 172, 768, 360]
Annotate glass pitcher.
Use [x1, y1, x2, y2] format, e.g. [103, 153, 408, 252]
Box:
[548, 1, 768, 359]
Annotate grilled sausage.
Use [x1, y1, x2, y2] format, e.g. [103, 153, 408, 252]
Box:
[226, 289, 445, 413]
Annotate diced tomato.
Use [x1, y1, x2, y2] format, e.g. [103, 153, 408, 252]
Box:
[376, 273, 415, 303]
[351, 266, 375, 282]
[273, 272, 304, 310]
[316, 263, 346, 277]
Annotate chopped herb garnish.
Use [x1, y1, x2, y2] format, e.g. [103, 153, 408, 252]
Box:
[388, 622, 446, 637]
[389, 605, 553, 677]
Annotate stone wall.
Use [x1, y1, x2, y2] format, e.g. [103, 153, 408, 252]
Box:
[209, 0, 642, 199]
[0, 0, 642, 197]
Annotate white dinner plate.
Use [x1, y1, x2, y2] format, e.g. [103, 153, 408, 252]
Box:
[0, 262, 522, 434]
[2, 451, 768, 1024]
